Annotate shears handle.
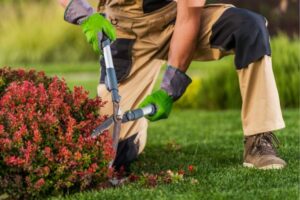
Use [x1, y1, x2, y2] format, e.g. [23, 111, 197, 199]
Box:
[98, 32, 120, 103]
[122, 104, 156, 123]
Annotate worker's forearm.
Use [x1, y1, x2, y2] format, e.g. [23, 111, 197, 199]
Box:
[168, 16, 201, 72]
[168, 1, 204, 72]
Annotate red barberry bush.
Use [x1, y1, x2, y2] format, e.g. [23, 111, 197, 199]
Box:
[0, 68, 114, 199]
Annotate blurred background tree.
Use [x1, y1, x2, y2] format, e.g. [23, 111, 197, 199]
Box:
[0, 0, 298, 65]
[208, 0, 299, 36]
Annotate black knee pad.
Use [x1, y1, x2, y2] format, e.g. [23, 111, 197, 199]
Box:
[210, 7, 271, 69]
[113, 133, 139, 173]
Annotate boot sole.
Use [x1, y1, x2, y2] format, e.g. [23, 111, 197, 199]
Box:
[243, 162, 285, 170]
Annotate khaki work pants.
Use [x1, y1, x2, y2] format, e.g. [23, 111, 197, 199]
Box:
[97, 3, 285, 154]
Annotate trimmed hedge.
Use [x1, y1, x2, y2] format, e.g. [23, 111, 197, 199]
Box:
[0, 68, 113, 199]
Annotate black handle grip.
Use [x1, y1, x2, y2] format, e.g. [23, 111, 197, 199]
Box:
[97, 32, 110, 50]
[106, 68, 120, 103]
[122, 104, 156, 123]
[98, 31, 120, 103]
[123, 110, 143, 122]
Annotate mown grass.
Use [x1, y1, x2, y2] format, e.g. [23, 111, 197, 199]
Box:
[6, 63, 298, 199]
[5, 64, 299, 199]
[48, 109, 299, 200]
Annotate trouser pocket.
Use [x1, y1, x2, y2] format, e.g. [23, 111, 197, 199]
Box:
[100, 38, 135, 84]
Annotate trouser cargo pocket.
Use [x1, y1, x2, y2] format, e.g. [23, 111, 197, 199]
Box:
[100, 38, 135, 84]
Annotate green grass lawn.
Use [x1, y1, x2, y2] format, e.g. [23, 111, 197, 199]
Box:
[7, 62, 299, 199]
[47, 109, 300, 200]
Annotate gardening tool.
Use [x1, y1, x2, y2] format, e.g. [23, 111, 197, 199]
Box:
[92, 32, 156, 167]
[91, 104, 156, 138]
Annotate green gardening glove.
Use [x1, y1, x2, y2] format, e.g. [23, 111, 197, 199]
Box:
[64, 0, 116, 53]
[81, 13, 117, 53]
[139, 89, 173, 122]
[138, 65, 192, 122]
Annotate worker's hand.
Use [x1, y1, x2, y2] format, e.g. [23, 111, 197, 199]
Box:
[139, 89, 173, 122]
[81, 13, 117, 54]
[139, 65, 192, 122]
[63, 0, 116, 54]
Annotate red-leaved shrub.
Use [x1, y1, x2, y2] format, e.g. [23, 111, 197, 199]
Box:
[0, 68, 113, 199]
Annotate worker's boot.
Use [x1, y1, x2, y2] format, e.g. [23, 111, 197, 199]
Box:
[243, 132, 286, 169]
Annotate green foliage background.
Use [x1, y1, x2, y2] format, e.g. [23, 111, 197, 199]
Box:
[208, 0, 299, 37]
[1, 1, 299, 109]
[0, 1, 97, 65]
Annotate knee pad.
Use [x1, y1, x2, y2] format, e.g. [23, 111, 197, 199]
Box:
[210, 8, 271, 69]
[113, 133, 139, 172]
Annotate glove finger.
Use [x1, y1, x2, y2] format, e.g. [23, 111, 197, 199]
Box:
[85, 32, 94, 44]
[92, 41, 100, 53]
[103, 26, 116, 41]
[107, 30, 116, 41]
[139, 96, 152, 108]
[146, 107, 165, 122]
[102, 18, 116, 38]
[108, 27, 117, 41]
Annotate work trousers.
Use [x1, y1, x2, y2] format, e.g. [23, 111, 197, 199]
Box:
[97, 3, 285, 166]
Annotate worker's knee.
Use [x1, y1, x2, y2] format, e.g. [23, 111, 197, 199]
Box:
[113, 133, 140, 172]
[211, 8, 271, 69]
[234, 10, 271, 69]
[113, 124, 147, 172]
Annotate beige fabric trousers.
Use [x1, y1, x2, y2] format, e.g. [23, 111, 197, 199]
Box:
[97, 3, 285, 153]
[237, 56, 285, 135]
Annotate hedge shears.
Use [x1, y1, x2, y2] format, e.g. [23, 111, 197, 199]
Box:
[91, 33, 156, 167]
